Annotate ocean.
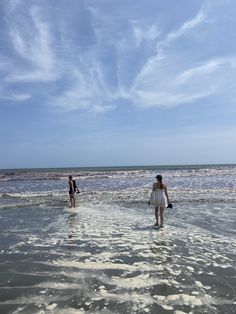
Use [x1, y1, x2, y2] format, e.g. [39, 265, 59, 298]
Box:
[0, 164, 235, 313]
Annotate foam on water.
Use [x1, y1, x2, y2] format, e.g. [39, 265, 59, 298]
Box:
[0, 165, 236, 313]
[0, 200, 235, 313]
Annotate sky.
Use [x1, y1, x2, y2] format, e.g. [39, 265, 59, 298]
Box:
[0, 0, 236, 168]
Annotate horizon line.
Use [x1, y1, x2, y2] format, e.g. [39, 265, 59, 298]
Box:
[1, 162, 236, 171]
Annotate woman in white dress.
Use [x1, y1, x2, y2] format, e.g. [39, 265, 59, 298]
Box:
[151, 175, 170, 228]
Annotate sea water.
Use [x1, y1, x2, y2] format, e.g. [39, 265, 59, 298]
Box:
[0, 165, 235, 313]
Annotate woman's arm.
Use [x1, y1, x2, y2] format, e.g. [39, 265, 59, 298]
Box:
[74, 180, 80, 193]
[164, 185, 170, 203]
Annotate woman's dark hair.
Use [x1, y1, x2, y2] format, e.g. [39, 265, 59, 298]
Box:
[69, 175, 72, 180]
[156, 175, 164, 189]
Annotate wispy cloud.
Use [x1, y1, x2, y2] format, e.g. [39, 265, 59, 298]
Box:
[51, 66, 117, 113]
[7, 6, 58, 82]
[166, 12, 206, 43]
[131, 21, 161, 47]
[132, 11, 207, 82]
[1, 0, 236, 111]
[177, 57, 236, 83]
[3, 93, 31, 102]
[132, 90, 212, 108]
[130, 5, 236, 109]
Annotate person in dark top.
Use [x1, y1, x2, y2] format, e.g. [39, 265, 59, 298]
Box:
[68, 175, 79, 207]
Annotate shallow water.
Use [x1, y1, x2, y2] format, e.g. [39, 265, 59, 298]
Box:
[0, 165, 236, 313]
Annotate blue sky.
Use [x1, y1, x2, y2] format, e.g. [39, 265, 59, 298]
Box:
[0, 0, 236, 168]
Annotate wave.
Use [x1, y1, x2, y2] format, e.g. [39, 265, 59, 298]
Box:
[1, 165, 236, 211]
[0, 188, 235, 212]
[1, 164, 235, 182]
[0, 169, 150, 182]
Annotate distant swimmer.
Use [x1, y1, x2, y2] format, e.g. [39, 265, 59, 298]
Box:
[68, 175, 80, 208]
[149, 175, 171, 228]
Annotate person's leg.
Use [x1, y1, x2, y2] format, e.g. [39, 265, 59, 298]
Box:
[160, 207, 164, 227]
[69, 194, 73, 207]
[72, 194, 76, 207]
[155, 206, 159, 226]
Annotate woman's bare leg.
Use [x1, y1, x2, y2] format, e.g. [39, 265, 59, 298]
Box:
[72, 195, 76, 207]
[70, 194, 76, 207]
[160, 207, 164, 227]
[155, 206, 159, 226]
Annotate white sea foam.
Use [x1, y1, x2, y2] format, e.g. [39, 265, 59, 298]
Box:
[1, 165, 236, 313]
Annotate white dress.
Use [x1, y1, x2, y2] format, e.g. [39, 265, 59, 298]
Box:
[150, 186, 167, 207]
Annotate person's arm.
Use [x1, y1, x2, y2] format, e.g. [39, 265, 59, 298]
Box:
[152, 183, 156, 191]
[74, 180, 80, 193]
[73, 180, 77, 193]
[164, 185, 170, 203]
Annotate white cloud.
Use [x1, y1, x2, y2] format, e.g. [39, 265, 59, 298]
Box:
[52, 88, 116, 113]
[51, 66, 117, 112]
[129, 6, 236, 109]
[0, 92, 31, 102]
[133, 10, 207, 84]
[166, 12, 206, 43]
[48, 2, 236, 112]
[1, 0, 236, 113]
[131, 21, 161, 47]
[131, 54, 236, 108]
[7, 6, 58, 82]
[132, 90, 212, 108]
[89, 104, 115, 113]
[177, 57, 236, 83]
